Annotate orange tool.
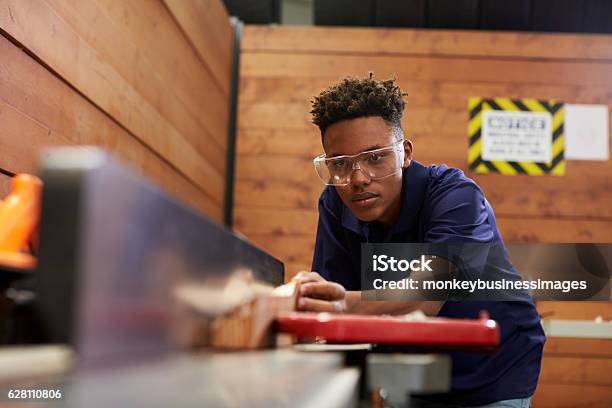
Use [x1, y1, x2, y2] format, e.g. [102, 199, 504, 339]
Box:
[0, 174, 43, 270]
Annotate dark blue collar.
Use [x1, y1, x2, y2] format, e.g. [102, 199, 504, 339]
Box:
[341, 160, 429, 238]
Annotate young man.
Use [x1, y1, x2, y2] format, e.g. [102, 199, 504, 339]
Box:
[294, 76, 545, 407]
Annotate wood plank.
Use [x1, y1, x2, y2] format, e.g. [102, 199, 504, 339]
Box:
[498, 218, 612, 243]
[539, 356, 612, 386]
[544, 337, 612, 358]
[239, 77, 612, 108]
[242, 25, 612, 62]
[0, 32, 221, 220]
[241, 53, 612, 87]
[233, 208, 318, 236]
[90, 0, 229, 143]
[242, 234, 315, 265]
[234, 180, 320, 210]
[538, 302, 612, 321]
[163, 0, 232, 93]
[532, 383, 612, 407]
[236, 128, 323, 156]
[0, 98, 71, 172]
[0, 0, 224, 204]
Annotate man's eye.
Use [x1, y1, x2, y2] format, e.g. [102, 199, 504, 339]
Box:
[368, 153, 383, 162]
[332, 160, 348, 169]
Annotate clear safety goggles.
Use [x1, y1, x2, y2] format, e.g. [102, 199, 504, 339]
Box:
[313, 140, 406, 186]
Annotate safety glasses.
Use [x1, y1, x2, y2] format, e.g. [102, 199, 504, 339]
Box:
[313, 140, 405, 186]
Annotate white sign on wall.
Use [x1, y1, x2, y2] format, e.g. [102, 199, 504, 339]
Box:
[565, 104, 609, 161]
[481, 110, 553, 163]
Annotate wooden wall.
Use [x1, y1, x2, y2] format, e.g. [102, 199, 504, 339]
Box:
[0, 0, 232, 222]
[235, 25, 612, 275]
[235, 26, 612, 406]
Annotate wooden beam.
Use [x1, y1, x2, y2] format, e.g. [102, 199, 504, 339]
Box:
[544, 337, 612, 358]
[241, 53, 612, 87]
[242, 26, 612, 62]
[539, 356, 612, 386]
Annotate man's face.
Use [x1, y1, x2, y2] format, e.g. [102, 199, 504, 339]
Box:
[323, 116, 413, 225]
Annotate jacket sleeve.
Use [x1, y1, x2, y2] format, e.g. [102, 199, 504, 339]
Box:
[424, 168, 497, 281]
[425, 168, 495, 244]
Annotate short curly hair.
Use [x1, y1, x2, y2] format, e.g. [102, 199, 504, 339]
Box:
[310, 74, 406, 135]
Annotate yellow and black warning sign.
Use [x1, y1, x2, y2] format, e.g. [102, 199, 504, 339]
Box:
[468, 97, 565, 175]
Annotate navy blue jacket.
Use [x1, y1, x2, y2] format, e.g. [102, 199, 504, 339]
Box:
[312, 160, 545, 406]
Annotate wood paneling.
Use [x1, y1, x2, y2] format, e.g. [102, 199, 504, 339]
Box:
[539, 356, 612, 385]
[537, 302, 612, 320]
[237, 30, 612, 407]
[236, 26, 612, 278]
[543, 337, 612, 358]
[242, 53, 612, 86]
[242, 26, 612, 61]
[0, 0, 232, 221]
[163, 0, 232, 93]
[532, 383, 612, 407]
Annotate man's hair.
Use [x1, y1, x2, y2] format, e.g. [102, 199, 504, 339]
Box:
[310, 74, 406, 135]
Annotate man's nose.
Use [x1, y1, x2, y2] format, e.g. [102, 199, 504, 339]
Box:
[350, 162, 371, 187]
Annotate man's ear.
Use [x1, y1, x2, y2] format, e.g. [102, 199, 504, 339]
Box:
[403, 139, 413, 168]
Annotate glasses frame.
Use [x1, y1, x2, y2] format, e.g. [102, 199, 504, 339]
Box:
[313, 139, 406, 186]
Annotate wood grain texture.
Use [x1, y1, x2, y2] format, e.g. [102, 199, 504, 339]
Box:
[0, 32, 221, 220]
[162, 0, 232, 93]
[240, 78, 612, 106]
[537, 302, 612, 320]
[86, 0, 230, 147]
[242, 26, 612, 61]
[242, 53, 612, 87]
[0, 0, 226, 204]
[235, 28, 612, 365]
[539, 356, 612, 386]
[532, 383, 612, 407]
[543, 337, 612, 358]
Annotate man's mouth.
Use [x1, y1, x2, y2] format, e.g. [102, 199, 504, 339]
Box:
[351, 192, 379, 208]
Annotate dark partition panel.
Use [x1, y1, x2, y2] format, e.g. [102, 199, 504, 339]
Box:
[481, 0, 531, 31]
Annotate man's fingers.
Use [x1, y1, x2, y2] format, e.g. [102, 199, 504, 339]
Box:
[300, 282, 345, 301]
[297, 297, 344, 313]
[292, 271, 323, 284]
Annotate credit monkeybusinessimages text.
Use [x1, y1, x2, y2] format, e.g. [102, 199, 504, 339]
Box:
[372, 278, 587, 293]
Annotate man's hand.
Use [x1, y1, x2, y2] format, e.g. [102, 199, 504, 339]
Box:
[292, 271, 347, 313]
